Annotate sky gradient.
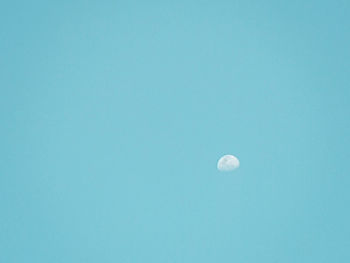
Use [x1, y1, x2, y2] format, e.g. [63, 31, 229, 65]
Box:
[1, 0, 350, 262]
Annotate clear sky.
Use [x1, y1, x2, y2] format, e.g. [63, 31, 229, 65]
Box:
[1, 0, 349, 262]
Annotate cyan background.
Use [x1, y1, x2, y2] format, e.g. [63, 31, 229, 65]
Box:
[1, 0, 349, 262]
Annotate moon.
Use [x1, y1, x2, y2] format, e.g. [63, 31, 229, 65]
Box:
[217, 154, 240, 172]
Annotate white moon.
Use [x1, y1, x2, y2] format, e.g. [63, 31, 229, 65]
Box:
[217, 155, 240, 172]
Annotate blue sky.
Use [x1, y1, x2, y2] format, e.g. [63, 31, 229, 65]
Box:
[1, 0, 350, 262]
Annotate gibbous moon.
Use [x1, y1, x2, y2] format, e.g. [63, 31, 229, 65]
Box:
[217, 154, 240, 172]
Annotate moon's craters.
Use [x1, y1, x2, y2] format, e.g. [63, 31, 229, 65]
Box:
[217, 155, 240, 172]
